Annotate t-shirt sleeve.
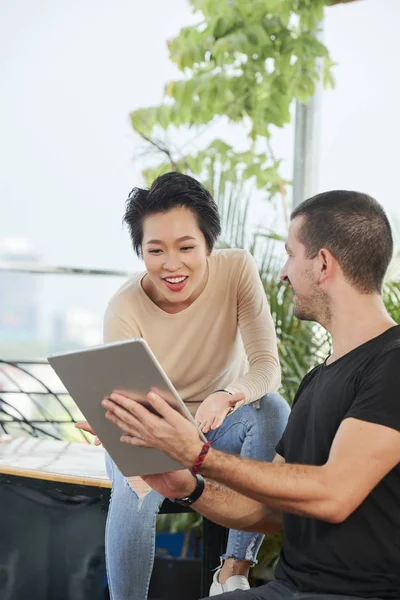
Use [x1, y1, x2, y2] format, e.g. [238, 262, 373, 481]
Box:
[103, 303, 141, 343]
[345, 346, 400, 432]
[225, 250, 281, 404]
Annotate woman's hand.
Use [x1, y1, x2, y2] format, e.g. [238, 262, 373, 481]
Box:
[195, 391, 245, 433]
[75, 421, 102, 446]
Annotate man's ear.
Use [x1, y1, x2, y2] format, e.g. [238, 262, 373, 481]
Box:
[317, 248, 335, 284]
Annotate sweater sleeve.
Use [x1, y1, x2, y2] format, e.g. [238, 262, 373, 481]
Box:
[225, 251, 281, 405]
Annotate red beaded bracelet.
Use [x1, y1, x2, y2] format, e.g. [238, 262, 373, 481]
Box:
[191, 441, 212, 475]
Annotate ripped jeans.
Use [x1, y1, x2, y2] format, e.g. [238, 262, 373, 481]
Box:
[105, 393, 290, 600]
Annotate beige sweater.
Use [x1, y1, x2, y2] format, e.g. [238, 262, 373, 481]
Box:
[104, 248, 281, 416]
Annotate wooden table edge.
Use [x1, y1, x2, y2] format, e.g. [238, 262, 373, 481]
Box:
[0, 465, 111, 488]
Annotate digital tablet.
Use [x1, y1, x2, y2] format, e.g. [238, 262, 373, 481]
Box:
[48, 338, 206, 477]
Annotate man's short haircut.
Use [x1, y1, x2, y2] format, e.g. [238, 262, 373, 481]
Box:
[123, 172, 221, 257]
[291, 190, 393, 293]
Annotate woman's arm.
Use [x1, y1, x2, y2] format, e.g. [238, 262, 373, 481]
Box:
[225, 251, 281, 405]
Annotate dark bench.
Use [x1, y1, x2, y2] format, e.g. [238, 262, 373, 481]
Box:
[0, 436, 227, 599]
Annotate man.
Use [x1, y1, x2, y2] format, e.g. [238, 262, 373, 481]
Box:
[103, 190, 400, 599]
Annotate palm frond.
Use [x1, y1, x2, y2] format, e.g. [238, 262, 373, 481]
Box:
[201, 157, 332, 404]
[205, 165, 252, 250]
[382, 281, 400, 324]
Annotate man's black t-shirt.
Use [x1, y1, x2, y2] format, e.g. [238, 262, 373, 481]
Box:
[275, 325, 400, 598]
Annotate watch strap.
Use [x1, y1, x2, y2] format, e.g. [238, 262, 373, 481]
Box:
[173, 474, 205, 507]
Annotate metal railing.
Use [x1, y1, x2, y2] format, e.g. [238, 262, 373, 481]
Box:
[0, 359, 90, 442]
[0, 262, 129, 443]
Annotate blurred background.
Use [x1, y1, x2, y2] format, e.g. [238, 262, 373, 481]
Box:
[1, 0, 399, 361]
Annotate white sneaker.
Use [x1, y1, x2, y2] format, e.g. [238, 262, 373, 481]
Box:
[209, 569, 226, 596]
[225, 575, 250, 592]
[209, 568, 250, 596]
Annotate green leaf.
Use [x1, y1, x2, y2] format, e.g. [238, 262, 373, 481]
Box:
[129, 0, 341, 275]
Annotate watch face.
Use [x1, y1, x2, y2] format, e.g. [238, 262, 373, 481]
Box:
[174, 474, 204, 507]
[176, 497, 191, 507]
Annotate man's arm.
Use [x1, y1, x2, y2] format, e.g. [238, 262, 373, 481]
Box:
[142, 455, 284, 534]
[192, 454, 284, 533]
[200, 417, 400, 523]
[103, 390, 400, 524]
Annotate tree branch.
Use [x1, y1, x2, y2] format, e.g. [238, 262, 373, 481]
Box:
[138, 133, 178, 170]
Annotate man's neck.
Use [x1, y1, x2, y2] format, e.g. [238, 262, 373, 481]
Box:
[325, 293, 396, 364]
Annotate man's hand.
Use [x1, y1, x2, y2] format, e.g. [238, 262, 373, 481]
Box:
[195, 391, 245, 433]
[75, 421, 102, 446]
[102, 390, 204, 468]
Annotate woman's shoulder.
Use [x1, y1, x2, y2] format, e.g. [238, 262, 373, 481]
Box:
[106, 273, 143, 315]
[210, 248, 254, 277]
[210, 247, 251, 267]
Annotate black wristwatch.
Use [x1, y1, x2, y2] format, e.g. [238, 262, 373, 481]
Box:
[173, 474, 205, 507]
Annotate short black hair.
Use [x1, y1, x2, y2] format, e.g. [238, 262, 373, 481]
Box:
[291, 190, 393, 294]
[123, 172, 221, 257]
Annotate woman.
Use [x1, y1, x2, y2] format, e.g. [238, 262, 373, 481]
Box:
[80, 172, 289, 599]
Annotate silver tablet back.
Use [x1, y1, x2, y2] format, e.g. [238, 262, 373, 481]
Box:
[48, 338, 203, 477]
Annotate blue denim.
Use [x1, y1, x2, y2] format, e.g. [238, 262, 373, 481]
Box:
[105, 393, 290, 600]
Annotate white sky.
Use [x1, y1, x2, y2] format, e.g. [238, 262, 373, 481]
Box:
[1, 0, 399, 323]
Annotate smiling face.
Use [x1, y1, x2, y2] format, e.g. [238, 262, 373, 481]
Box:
[141, 206, 209, 310]
[280, 216, 330, 323]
